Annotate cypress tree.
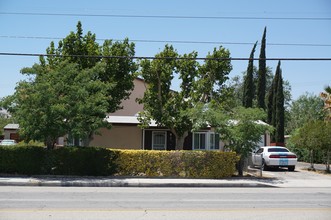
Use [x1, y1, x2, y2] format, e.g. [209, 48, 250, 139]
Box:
[257, 27, 267, 109]
[243, 41, 257, 108]
[275, 61, 285, 143]
[267, 76, 275, 125]
[267, 61, 284, 143]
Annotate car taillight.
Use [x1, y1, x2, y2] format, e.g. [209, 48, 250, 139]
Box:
[269, 155, 297, 158]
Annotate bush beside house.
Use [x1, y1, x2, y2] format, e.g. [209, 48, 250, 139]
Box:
[0, 146, 238, 178]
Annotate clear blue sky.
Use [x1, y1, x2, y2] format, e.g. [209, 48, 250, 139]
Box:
[0, 0, 330, 100]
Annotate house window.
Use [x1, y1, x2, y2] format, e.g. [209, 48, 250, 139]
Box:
[193, 133, 206, 150]
[152, 131, 166, 150]
[193, 132, 219, 150]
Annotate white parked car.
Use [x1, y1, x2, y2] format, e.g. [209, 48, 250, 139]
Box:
[252, 146, 297, 171]
[0, 139, 17, 146]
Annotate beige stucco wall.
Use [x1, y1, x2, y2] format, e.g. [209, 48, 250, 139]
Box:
[111, 78, 146, 116]
[3, 129, 18, 140]
[90, 125, 142, 149]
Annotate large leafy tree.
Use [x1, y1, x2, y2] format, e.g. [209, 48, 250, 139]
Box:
[190, 105, 272, 176]
[257, 27, 267, 109]
[286, 93, 325, 134]
[242, 42, 257, 108]
[139, 45, 232, 150]
[291, 120, 331, 171]
[4, 22, 137, 149]
[10, 62, 109, 149]
[43, 22, 137, 113]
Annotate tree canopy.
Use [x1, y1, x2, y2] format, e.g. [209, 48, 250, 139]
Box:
[138, 45, 232, 150]
[243, 42, 257, 108]
[3, 21, 137, 149]
[286, 93, 325, 134]
[257, 27, 267, 109]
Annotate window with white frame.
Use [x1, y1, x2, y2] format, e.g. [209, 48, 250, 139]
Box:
[152, 131, 167, 150]
[193, 132, 219, 150]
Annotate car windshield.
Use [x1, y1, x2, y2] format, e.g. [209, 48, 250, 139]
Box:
[268, 148, 289, 152]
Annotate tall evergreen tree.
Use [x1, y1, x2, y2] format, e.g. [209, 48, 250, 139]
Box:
[267, 76, 275, 126]
[243, 41, 257, 108]
[275, 62, 285, 143]
[257, 27, 267, 109]
[267, 61, 284, 143]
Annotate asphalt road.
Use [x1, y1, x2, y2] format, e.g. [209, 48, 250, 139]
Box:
[0, 186, 330, 220]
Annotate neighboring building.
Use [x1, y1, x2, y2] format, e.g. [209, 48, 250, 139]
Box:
[3, 123, 19, 141]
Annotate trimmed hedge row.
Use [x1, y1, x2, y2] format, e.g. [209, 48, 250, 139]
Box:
[116, 150, 238, 178]
[0, 146, 238, 178]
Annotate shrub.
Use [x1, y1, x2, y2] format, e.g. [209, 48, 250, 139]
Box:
[115, 150, 238, 178]
[50, 147, 117, 176]
[0, 146, 46, 175]
[0, 146, 237, 178]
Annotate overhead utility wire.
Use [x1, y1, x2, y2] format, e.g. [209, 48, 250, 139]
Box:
[0, 52, 331, 61]
[1, 12, 331, 21]
[1, 35, 330, 47]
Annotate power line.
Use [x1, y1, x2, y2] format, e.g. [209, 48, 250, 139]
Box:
[1, 52, 331, 61]
[1, 12, 331, 21]
[1, 35, 331, 47]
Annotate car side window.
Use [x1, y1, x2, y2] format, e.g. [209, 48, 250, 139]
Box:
[256, 148, 263, 154]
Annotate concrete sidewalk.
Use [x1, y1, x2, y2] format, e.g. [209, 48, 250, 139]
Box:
[1, 162, 330, 188]
[0, 175, 277, 188]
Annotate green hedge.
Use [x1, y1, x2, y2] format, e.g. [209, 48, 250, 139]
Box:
[116, 150, 238, 178]
[0, 146, 238, 178]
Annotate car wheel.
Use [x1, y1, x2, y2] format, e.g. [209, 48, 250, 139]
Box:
[288, 166, 295, 171]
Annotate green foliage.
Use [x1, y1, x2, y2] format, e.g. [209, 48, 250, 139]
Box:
[228, 66, 291, 110]
[257, 27, 267, 109]
[267, 61, 285, 143]
[223, 107, 272, 157]
[138, 45, 232, 150]
[0, 146, 237, 178]
[243, 42, 257, 108]
[116, 150, 237, 178]
[275, 64, 285, 143]
[189, 104, 273, 176]
[4, 22, 136, 148]
[290, 121, 331, 169]
[10, 61, 109, 149]
[0, 116, 11, 135]
[286, 93, 325, 135]
[50, 147, 118, 176]
[0, 146, 46, 175]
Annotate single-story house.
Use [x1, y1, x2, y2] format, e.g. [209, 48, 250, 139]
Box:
[2, 78, 270, 150]
[86, 78, 270, 150]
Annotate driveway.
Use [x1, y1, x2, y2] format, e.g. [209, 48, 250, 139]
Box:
[248, 162, 331, 188]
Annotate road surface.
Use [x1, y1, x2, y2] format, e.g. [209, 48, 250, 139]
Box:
[0, 186, 330, 220]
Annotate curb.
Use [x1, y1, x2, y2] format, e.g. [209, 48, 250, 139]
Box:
[0, 177, 275, 188]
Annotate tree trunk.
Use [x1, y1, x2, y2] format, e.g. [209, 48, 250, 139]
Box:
[237, 155, 245, 176]
[81, 132, 94, 147]
[45, 137, 55, 150]
[326, 150, 330, 173]
[309, 149, 315, 170]
[172, 130, 188, 150]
